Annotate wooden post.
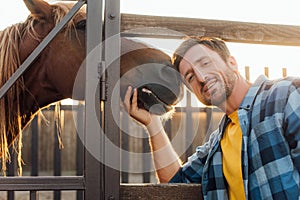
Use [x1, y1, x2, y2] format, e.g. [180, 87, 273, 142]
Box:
[264, 67, 269, 78]
[245, 66, 250, 81]
[282, 68, 287, 77]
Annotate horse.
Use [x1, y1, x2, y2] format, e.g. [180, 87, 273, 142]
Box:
[0, 0, 183, 174]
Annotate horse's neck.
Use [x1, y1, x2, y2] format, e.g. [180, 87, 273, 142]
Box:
[20, 66, 65, 129]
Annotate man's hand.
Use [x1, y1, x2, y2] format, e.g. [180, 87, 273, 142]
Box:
[124, 86, 164, 136]
[123, 86, 152, 126]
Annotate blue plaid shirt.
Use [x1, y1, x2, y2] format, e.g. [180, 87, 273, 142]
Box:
[170, 75, 300, 200]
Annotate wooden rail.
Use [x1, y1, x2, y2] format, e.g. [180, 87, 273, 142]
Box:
[121, 13, 300, 46]
[120, 184, 203, 200]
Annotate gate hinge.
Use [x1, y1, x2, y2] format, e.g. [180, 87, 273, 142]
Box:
[98, 61, 108, 101]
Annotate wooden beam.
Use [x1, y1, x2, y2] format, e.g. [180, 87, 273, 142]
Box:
[120, 184, 202, 200]
[121, 13, 300, 46]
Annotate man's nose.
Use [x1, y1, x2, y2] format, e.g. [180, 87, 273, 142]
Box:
[193, 67, 206, 83]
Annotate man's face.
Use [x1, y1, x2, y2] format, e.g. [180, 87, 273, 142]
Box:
[178, 44, 237, 106]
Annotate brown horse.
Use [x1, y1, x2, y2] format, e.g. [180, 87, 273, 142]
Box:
[0, 0, 183, 174]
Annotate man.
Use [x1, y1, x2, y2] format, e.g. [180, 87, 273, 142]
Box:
[124, 37, 300, 199]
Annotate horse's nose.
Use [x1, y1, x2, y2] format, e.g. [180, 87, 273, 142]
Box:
[158, 65, 181, 82]
[120, 63, 184, 115]
[157, 65, 184, 104]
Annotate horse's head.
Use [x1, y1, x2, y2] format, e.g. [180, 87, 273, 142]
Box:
[20, 0, 87, 110]
[20, 0, 183, 116]
[120, 38, 183, 115]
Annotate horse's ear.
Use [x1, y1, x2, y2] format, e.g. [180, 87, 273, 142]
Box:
[23, 0, 52, 21]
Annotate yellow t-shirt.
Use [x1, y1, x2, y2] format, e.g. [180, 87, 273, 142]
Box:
[220, 110, 246, 200]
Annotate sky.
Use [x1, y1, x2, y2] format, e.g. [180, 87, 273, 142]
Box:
[1, 0, 300, 83]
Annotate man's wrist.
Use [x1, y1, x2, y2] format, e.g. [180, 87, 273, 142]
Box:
[146, 116, 163, 137]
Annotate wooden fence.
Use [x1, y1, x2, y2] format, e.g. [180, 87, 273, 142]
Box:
[16, 67, 287, 171]
[3, 65, 289, 199]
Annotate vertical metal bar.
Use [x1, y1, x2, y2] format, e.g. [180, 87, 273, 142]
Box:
[7, 147, 15, 200]
[104, 0, 121, 198]
[7, 190, 14, 200]
[76, 104, 84, 200]
[7, 148, 15, 176]
[185, 91, 193, 161]
[85, 0, 103, 199]
[121, 112, 129, 183]
[142, 131, 151, 183]
[54, 117, 61, 200]
[54, 116, 62, 177]
[31, 116, 39, 176]
[30, 191, 38, 200]
[205, 107, 213, 142]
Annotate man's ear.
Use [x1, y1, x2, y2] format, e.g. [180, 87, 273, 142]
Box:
[23, 0, 52, 21]
[228, 56, 239, 72]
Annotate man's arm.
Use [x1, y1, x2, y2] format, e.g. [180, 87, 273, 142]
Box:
[124, 86, 182, 182]
[285, 80, 300, 171]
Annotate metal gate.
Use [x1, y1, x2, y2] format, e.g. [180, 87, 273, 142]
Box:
[0, 0, 121, 199]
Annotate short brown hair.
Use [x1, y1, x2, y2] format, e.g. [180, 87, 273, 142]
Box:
[172, 36, 231, 71]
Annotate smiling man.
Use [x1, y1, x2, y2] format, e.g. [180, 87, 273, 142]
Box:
[124, 36, 300, 200]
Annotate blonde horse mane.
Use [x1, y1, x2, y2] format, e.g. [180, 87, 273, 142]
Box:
[0, 1, 85, 175]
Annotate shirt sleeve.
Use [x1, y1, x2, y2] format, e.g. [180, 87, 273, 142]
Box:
[169, 131, 218, 183]
[284, 79, 300, 171]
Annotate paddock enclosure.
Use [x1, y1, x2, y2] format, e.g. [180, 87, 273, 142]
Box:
[1, 0, 300, 199]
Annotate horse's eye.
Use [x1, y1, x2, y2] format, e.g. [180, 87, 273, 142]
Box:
[76, 20, 86, 30]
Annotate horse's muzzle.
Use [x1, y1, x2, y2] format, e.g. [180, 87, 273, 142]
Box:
[121, 63, 184, 115]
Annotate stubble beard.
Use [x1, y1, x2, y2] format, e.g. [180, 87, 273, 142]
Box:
[201, 67, 236, 107]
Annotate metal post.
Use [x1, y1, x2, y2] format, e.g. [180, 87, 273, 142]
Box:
[185, 91, 193, 161]
[54, 117, 62, 200]
[121, 112, 129, 183]
[142, 132, 151, 183]
[31, 117, 39, 176]
[104, 0, 120, 198]
[85, 0, 103, 199]
[30, 191, 38, 200]
[7, 147, 15, 200]
[85, 0, 120, 198]
[76, 104, 84, 200]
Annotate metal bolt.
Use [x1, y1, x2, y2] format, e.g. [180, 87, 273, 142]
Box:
[109, 14, 116, 20]
[108, 195, 115, 200]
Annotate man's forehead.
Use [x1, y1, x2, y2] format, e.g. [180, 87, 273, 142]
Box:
[178, 44, 211, 70]
[183, 44, 214, 61]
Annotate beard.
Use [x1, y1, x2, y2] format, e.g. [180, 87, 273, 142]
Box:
[200, 67, 236, 107]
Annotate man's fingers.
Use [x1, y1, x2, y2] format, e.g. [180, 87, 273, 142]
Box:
[124, 86, 132, 111]
[123, 86, 151, 125]
[131, 88, 138, 108]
